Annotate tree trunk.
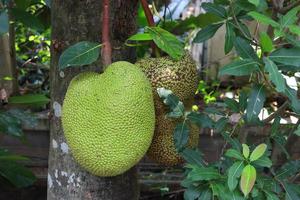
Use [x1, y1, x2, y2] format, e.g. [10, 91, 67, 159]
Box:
[47, 1, 139, 200]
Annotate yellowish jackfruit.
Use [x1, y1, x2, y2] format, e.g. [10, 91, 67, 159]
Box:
[62, 61, 155, 177]
[136, 53, 199, 166]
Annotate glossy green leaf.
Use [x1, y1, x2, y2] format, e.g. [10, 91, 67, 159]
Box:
[224, 98, 240, 112]
[239, 90, 248, 112]
[225, 21, 235, 54]
[248, 0, 260, 6]
[248, 11, 280, 27]
[240, 164, 256, 197]
[284, 86, 300, 114]
[189, 166, 220, 181]
[184, 187, 201, 200]
[202, 2, 227, 18]
[234, 37, 259, 61]
[174, 122, 190, 152]
[193, 23, 223, 43]
[199, 189, 212, 200]
[283, 182, 300, 200]
[281, 6, 300, 28]
[59, 41, 102, 69]
[157, 88, 185, 118]
[252, 156, 272, 168]
[146, 26, 184, 60]
[181, 148, 205, 167]
[276, 160, 300, 180]
[228, 161, 245, 191]
[288, 25, 300, 36]
[269, 48, 300, 67]
[295, 125, 300, 136]
[260, 32, 273, 53]
[8, 94, 50, 105]
[246, 85, 266, 123]
[0, 11, 9, 35]
[264, 191, 280, 200]
[250, 143, 267, 162]
[225, 149, 244, 160]
[187, 112, 213, 128]
[11, 8, 44, 32]
[219, 59, 259, 76]
[214, 117, 228, 132]
[242, 144, 250, 159]
[126, 33, 152, 41]
[221, 132, 242, 151]
[263, 57, 286, 92]
[0, 160, 36, 188]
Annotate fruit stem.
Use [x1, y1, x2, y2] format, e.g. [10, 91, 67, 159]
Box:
[101, 0, 112, 69]
[140, 0, 160, 57]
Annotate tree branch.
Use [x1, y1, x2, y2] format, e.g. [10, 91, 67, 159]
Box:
[101, 0, 112, 68]
[262, 101, 289, 123]
[140, 0, 155, 26]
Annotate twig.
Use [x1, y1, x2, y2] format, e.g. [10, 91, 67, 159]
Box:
[101, 0, 112, 68]
[262, 101, 289, 123]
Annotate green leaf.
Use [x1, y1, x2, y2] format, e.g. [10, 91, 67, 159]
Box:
[250, 143, 267, 162]
[234, 37, 259, 61]
[260, 32, 273, 53]
[187, 112, 213, 128]
[221, 132, 242, 150]
[193, 23, 223, 43]
[189, 166, 220, 181]
[202, 3, 227, 18]
[214, 117, 228, 132]
[174, 122, 190, 152]
[225, 149, 244, 160]
[248, 0, 260, 6]
[252, 155, 272, 168]
[184, 186, 201, 200]
[225, 21, 235, 54]
[219, 59, 259, 76]
[8, 94, 50, 106]
[288, 25, 300, 36]
[248, 11, 280, 27]
[284, 86, 300, 114]
[126, 33, 152, 42]
[240, 164, 256, 197]
[59, 41, 102, 69]
[285, 34, 300, 47]
[228, 161, 245, 191]
[0, 11, 9, 35]
[272, 133, 290, 159]
[263, 57, 286, 92]
[246, 84, 266, 123]
[281, 6, 300, 28]
[0, 150, 29, 162]
[157, 88, 185, 118]
[181, 148, 205, 167]
[295, 125, 300, 136]
[269, 48, 300, 67]
[0, 160, 36, 188]
[199, 189, 212, 200]
[224, 98, 240, 112]
[242, 144, 250, 159]
[239, 90, 248, 112]
[275, 160, 300, 180]
[264, 191, 280, 200]
[11, 8, 44, 32]
[283, 182, 300, 200]
[0, 112, 23, 137]
[146, 26, 184, 60]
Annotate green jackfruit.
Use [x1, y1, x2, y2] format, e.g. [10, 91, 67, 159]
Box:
[62, 61, 155, 177]
[136, 53, 199, 166]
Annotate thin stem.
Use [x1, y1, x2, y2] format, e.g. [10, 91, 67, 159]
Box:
[262, 101, 289, 123]
[101, 0, 112, 68]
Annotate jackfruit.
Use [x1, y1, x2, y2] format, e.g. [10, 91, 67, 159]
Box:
[62, 61, 155, 177]
[136, 53, 199, 166]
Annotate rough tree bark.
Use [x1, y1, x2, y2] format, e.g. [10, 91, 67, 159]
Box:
[48, 1, 139, 200]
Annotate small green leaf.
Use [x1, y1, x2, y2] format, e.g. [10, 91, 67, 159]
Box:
[234, 37, 259, 61]
[8, 94, 50, 106]
[248, 11, 280, 27]
[242, 144, 250, 159]
[181, 148, 205, 167]
[275, 160, 300, 180]
[239, 90, 248, 112]
[146, 26, 184, 60]
[187, 112, 213, 128]
[228, 161, 245, 191]
[225, 21, 235, 54]
[240, 164, 256, 197]
[283, 182, 300, 200]
[281, 6, 300, 28]
[202, 3, 227, 18]
[248, 0, 260, 6]
[260, 32, 273, 53]
[246, 84, 266, 123]
[294, 125, 300, 136]
[11, 8, 45, 32]
[263, 57, 286, 92]
[264, 191, 280, 200]
[269, 47, 300, 67]
[284, 86, 300, 114]
[193, 23, 223, 43]
[225, 149, 244, 160]
[199, 189, 212, 200]
[0, 11, 9, 35]
[126, 33, 152, 42]
[184, 187, 201, 200]
[219, 59, 259, 76]
[221, 132, 242, 151]
[288, 25, 300, 36]
[173, 122, 190, 152]
[252, 156, 272, 168]
[224, 98, 240, 112]
[250, 143, 267, 162]
[189, 166, 220, 181]
[59, 41, 102, 69]
[214, 117, 228, 132]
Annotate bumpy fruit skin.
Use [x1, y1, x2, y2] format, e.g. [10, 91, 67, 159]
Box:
[136, 53, 199, 166]
[62, 61, 155, 177]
